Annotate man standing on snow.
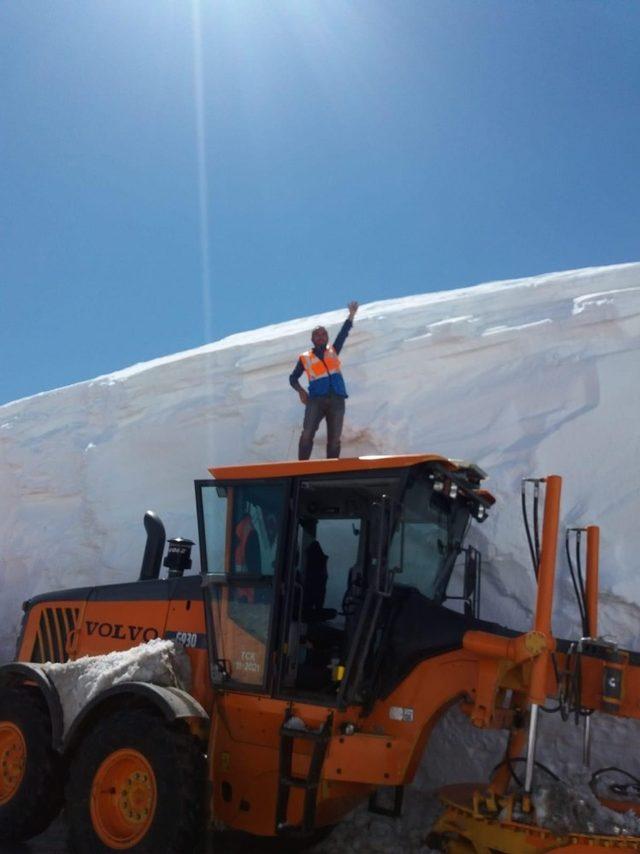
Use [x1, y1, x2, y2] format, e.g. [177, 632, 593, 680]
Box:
[289, 301, 359, 460]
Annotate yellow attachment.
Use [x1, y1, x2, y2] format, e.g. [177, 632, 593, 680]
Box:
[523, 632, 548, 656]
[434, 785, 640, 853]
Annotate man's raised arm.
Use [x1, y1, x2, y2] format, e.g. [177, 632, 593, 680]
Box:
[333, 301, 359, 353]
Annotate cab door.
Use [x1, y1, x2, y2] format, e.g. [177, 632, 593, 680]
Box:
[273, 473, 401, 708]
[196, 478, 295, 834]
[196, 478, 290, 692]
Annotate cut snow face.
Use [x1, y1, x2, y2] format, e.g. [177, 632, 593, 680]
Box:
[41, 639, 191, 733]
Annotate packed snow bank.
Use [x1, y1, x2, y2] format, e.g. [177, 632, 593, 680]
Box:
[41, 639, 190, 732]
[1, 261, 640, 820]
[531, 777, 640, 838]
[318, 789, 442, 854]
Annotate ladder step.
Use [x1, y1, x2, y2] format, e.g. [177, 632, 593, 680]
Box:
[280, 725, 329, 742]
[281, 775, 319, 790]
[277, 823, 311, 838]
[276, 712, 333, 836]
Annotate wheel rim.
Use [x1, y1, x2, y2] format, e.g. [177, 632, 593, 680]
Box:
[91, 748, 157, 849]
[0, 722, 26, 805]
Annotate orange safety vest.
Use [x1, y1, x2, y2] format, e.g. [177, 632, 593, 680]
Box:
[234, 515, 256, 603]
[234, 516, 254, 573]
[299, 346, 347, 398]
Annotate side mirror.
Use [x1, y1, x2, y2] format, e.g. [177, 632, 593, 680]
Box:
[463, 546, 481, 618]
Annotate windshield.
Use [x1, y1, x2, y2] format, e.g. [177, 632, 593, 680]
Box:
[389, 471, 470, 602]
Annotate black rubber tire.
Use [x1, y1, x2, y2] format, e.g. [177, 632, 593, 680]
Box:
[66, 708, 206, 853]
[0, 686, 63, 842]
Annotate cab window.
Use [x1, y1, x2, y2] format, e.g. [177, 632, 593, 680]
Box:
[388, 473, 469, 602]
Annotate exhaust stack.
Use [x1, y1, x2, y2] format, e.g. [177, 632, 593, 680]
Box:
[139, 511, 166, 581]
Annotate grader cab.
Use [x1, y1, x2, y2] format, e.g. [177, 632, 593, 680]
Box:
[197, 455, 491, 710]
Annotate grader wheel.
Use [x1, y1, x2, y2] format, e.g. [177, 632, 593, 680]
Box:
[66, 708, 206, 853]
[0, 686, 63, 842]
[90, 748, 158, 848]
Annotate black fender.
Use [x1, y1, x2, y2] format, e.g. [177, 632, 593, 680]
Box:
[63, 682, 209, 755]
[0, 662, 65, 749]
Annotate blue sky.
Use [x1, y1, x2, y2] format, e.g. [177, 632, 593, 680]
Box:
[2, 0, 639, 404]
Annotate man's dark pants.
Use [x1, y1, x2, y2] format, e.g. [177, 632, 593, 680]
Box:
[298, 394, 345, 460]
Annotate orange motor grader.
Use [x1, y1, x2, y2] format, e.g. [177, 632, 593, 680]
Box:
[0, 454, 637, 853]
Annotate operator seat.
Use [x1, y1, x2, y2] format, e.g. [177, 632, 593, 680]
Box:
[301, 539, 334, 622]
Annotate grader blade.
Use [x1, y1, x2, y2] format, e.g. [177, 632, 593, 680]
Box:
[430, 785, 640, 854]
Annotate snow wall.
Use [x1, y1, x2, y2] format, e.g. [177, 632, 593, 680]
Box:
[1, 261, 639, 799]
